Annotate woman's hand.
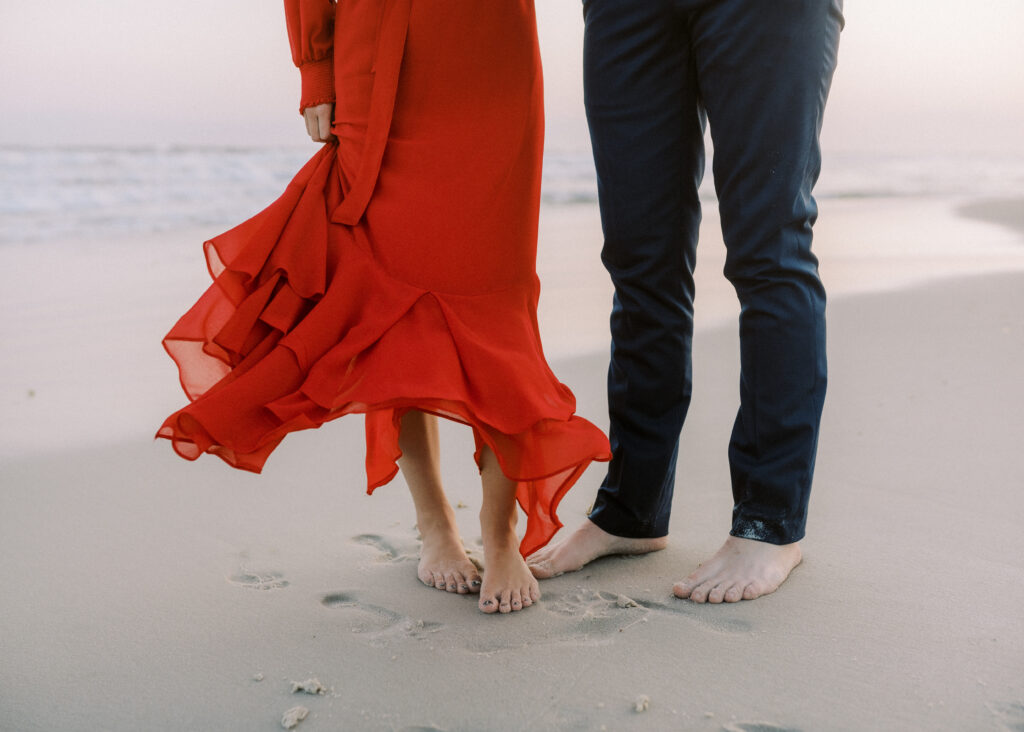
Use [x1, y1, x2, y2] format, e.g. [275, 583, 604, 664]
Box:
[303, 103, 336, 143]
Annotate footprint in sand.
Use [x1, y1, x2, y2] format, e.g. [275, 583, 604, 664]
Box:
[636, 597, 753, 634]
[321, 591, 443, 643]
[722, 723, 802, 732]
[545, 589, 649, 634]
[352, 534, 419, 562]
[541, 580, 753, 635]
[461, 587, 736, 654]
[991, 701, 1024, 732]
[353, 532, 483, 571]
[227, 570, 289, 591]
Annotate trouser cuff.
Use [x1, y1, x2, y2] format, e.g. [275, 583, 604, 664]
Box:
[730, 515, 805, 545]
[588, 499, 670, 540]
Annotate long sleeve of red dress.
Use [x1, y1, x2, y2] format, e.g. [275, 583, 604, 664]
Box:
[284, 0, 336, 112]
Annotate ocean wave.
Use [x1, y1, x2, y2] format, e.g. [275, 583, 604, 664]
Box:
[2, 146, 1022, 245]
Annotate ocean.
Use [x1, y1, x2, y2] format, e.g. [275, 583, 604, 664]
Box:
[2, 145, 1023, 246]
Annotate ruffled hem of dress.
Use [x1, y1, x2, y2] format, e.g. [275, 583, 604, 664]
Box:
[157, 144, 610, 555]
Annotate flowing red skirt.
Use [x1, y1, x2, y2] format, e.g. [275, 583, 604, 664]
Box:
[156, 0, 610, 556]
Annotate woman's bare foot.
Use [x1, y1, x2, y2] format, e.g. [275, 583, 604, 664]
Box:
[417, 521, 481, 594]
[397, 410, 481, 594]
[526, 518, 668, 579]
[477, 445, 540, 614]
[672, 535, 802, 603]
[478, 534, 540, 614]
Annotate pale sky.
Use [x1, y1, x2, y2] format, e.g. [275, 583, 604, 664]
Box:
[1, 0, 1023, 153]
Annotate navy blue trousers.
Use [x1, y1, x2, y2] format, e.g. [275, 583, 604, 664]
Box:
[585, 0, 844, 545]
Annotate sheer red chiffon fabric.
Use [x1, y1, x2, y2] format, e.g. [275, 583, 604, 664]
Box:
[157, 0, 610, 556]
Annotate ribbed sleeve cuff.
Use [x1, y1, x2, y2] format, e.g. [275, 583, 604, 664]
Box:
[298, 56, 335, 114]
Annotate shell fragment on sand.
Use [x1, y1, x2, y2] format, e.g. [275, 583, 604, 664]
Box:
[616, 594, 639, 608]
[290, 678, 327, 695]
[634, 695, 651, 712]
[281, 706, 309, 729]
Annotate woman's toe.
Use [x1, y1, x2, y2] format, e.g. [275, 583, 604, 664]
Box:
[498, 590, 513, 614]
[479, 594, 499, 614]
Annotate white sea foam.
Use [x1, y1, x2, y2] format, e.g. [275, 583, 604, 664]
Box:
[2, 145, 1023, 246]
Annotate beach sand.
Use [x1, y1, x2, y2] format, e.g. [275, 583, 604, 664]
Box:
[1, 197, 1023, 730]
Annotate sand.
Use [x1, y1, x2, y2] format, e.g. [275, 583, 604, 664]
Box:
[1, 197, 1023, 730]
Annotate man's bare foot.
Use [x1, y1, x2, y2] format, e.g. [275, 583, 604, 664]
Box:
[526, 518, 668, 579]
[672, 535, 802, 603]
[478, 535, 540, 614]
[417, 523, 481, 595]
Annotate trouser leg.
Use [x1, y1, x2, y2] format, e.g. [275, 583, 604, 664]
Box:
[690, 0, 844, 544]
[582, 0, 706, 538]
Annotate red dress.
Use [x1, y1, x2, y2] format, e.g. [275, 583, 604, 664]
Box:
[157, 0, 611, 556]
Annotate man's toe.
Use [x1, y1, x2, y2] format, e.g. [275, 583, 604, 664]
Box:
[742, 581, 766, 600]
[723, 584, 744, 602]
[672, 581, 693, 598]
[707, 584, 727, 604]
[527, 560, 555, 579]
[690, 580, 716, 603]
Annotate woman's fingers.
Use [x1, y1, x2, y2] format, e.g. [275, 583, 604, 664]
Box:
[316, 105, 334, 142]
[302, 103, 335, 143]
[304, 109, 316, 140]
